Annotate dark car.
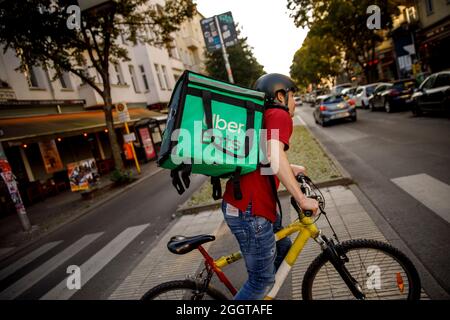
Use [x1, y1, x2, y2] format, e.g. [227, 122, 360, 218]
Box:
[313, 94, 357, 127]
[369, 79, 417, 113]
[411, 71, 450, 116]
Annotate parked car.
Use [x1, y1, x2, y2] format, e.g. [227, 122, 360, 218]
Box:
[331, 83, 353, 95]
[341, 87, 357, 99]
[313, 94, 357, 127]
[354, 83, 385, 108]
[369, 79, 417, 112]
[411, 71, 450, 116]
[315, 94, 330, 107]
[294, 95, 302, 107]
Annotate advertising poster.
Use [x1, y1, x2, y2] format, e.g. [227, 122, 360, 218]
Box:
[67, 158, 99, 192]
[139, 127, 156, 160]
[38, 140, 63, 174]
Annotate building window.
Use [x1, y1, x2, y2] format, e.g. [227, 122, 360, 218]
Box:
[114, 64, 125, 85]
[154, 64, 166, 90]
[161, 65, 171, 90]
[128, 65, 140, 93]
[59, 72, 72, 89]
[426, 0, 434, 15]
[25, 65, 40, 88]
[139, 65, 149, 91]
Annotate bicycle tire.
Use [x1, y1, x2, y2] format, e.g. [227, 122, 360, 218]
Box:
[141, 279, 229, 300]
[302, 239, 421, 300]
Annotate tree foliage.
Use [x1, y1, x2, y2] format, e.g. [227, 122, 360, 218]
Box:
[290, 29, 342, 88]
[0, 0, 196, 169]
[205, 28, 265, 88]
[287, 0, 404, 83]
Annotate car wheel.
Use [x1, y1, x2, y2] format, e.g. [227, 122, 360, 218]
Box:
[351, 114, 357, 122]
[384, 100, 392, 113]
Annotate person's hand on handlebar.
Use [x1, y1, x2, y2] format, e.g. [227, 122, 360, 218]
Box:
[298, 197, 320, 217]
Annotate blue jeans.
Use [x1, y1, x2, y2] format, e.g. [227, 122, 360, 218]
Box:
[221, 200, 292, 300]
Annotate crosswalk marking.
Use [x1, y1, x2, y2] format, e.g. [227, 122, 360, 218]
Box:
[391, 173, 450, 224]
[41, 224, 149, 300]
[0, 241, 62, 282]
[0, 233, 102, 300]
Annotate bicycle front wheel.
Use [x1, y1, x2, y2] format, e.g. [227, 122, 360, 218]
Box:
[302, 239, 421, 300]
[141, 280, 229, 300]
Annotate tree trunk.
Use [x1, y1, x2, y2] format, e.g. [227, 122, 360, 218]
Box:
[102, 82, 124, 171]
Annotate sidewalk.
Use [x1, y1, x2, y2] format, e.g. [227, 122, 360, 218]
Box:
[0, 161, 161, 260]
[109, 184, 428, 300]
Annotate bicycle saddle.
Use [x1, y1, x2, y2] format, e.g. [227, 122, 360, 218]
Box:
[167, 235, 215, 255]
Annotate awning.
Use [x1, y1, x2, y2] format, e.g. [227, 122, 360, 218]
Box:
[0, 108, 165, 143]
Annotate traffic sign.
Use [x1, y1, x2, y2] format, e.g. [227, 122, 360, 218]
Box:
[116, 102, 130, 123]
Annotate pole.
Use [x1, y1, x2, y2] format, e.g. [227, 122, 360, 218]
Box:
[0, 143, 31, 231]
[214, 15, 234, 84]
[124, 122, 141, 174]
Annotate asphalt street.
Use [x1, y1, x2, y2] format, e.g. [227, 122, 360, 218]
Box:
[296, 104, 450, 296]
[0, 169, 205, 299]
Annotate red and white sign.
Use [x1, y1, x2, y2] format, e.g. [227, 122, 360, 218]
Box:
[139, 127, 156, 160]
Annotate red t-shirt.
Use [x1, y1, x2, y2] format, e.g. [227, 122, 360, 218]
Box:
[223, 108, 293, 222]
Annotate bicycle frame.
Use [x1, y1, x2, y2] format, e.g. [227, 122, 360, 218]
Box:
[196, 215, 322, 300]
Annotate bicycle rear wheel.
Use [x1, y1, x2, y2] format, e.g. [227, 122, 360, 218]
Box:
[141, 279, 229, 300]
[302, 239, 421, 300]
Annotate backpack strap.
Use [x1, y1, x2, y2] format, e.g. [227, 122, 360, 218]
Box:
[170, 163, 192, 195]
[211, 176, 222, 200]
[170, 168, 185, 195]
[231, 166, 243, 200]
[268, 174, 283, 222]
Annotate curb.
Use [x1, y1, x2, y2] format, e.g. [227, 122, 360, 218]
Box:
[0, 167, 163, 263]
[176, 177, 354, 216]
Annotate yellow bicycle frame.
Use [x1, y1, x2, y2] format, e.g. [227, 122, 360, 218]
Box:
[213, 215, 321, 300]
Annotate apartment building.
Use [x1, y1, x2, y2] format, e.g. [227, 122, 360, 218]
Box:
[0, 2, 208, 214]
[415, 0, 450, 73]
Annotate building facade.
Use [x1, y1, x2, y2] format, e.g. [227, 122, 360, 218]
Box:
[0, 2, 208, 215]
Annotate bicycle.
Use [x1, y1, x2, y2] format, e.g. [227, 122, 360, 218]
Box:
[141, 174, 421, 300]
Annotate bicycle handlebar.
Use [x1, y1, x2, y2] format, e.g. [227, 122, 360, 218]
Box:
[292, 174, 323, 217]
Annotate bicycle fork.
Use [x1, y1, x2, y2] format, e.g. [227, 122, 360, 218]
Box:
[319, 235, 366, 300]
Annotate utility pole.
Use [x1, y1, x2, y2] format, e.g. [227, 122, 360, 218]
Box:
[214, 15, 234, 84]
[0, 143, 31, 231]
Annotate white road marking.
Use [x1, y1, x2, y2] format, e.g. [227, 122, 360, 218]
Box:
[0, 233, 102, 300]
[391, 173, 450, 224]
[295, 115, 307, 126]
[41, 224, 149, 300]
[0, 241, 62, 282]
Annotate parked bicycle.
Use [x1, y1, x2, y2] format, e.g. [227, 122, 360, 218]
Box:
[142, 174, 421, 300]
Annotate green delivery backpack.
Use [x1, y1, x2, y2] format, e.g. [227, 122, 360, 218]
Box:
[157, 70, 266, 200]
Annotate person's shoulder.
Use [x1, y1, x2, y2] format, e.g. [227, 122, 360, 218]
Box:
[264, 107, 291, 121]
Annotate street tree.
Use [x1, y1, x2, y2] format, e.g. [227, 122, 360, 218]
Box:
[287, 0, 402, 82]
[0, 0, 196, 170]
[290, 30, 342, 89]
[205, 28, 264, 88]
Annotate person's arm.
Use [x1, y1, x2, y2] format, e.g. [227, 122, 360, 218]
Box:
[267, 139, 319, 214]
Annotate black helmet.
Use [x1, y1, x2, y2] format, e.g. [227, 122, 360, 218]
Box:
[253, 73, 298, 104]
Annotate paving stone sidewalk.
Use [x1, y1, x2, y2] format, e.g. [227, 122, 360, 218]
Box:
[109, 185, 429, 300]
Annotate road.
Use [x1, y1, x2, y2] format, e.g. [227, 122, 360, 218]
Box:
[0, 169, 205, 299]
[296, 104, 450, 296]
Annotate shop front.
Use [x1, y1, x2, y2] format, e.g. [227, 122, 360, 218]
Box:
[0, 108, 165, 215]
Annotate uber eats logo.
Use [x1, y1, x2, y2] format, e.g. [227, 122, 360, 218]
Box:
[202, 114, 245, 152]
[203, 114, 245, 134]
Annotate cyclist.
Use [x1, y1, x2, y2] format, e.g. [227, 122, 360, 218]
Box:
[221, 73, 319, 300]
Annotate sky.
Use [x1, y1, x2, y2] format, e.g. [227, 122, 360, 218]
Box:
[194, 0, 308, 76]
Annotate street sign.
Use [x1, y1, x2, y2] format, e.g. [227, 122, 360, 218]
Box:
[123, 132, 136, 143]
[116, 102, 130, 122]
[217, 12, 238, 48]
[200, 11, 238, 53]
